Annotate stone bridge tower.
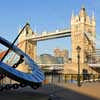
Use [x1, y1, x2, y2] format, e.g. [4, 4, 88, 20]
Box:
[71, 7, 96, 70]
[16, 23, 37, 73]
[18, 23, 37, 61]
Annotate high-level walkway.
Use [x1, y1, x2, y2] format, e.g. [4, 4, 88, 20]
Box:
[25, 29, 71, 41]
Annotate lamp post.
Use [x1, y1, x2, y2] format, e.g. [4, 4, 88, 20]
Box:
[76, 46, 81, 87]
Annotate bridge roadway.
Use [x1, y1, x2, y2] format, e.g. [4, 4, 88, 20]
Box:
[38, 64, 64, 71]
[38, 64, 64, 66]
[25, 29, 71, 42]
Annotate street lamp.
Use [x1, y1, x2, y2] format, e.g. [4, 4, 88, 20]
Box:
[76, 46, 81, 87]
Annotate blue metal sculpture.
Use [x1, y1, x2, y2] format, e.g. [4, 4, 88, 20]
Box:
[0, 36, 45, 90]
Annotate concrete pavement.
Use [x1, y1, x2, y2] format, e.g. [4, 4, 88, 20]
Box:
[0, 82, 100, 100]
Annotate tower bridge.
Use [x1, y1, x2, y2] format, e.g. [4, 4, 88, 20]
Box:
[17, 6, 99, 74]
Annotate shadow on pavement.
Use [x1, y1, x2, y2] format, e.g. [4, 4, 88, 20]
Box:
[0, 83, 99, 100]
[43, 83, 99, 100]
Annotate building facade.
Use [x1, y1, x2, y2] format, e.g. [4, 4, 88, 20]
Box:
[54, 48, 69, 63]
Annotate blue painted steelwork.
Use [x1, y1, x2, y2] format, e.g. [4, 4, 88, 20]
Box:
[0, 36, 45, 86]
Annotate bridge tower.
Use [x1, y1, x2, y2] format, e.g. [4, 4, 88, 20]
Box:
[71, 7, 96, 70]
[19, 23, 37, 61]
[16, 23, 37, 73]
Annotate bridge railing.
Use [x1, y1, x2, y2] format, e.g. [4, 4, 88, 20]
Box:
[43, 72, 100, 85]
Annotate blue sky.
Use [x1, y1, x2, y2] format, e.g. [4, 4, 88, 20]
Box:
[0, 0, 99, 57]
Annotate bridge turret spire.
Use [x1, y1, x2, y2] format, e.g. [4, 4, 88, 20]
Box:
[79, 5, 86, 17]
[91, 11, 96, 39]
[91, 11, 96, 28]
[92, 11, 95, 21]
[26, 22, 30, 26]
[71, 10, 75, 25]
[71, 10, 74, 18]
